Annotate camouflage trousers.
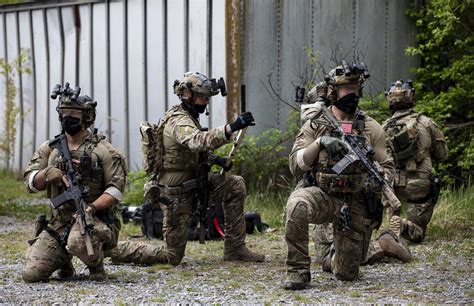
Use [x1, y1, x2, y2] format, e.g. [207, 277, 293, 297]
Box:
[312, 223, 385, 265]
[285, 186, 375, 281]
[394, 180, 434, 243]
[22, 216, 114, 282]
[112, 173, 248, 266]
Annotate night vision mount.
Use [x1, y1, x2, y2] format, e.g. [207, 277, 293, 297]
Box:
[210, 77, 227, 97]
[50, 82, 81, 102]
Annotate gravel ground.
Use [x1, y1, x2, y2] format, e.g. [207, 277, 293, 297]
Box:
[0, 210, 472, 303]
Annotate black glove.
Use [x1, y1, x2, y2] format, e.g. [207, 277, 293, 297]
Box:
[213, 156, 232, 172]
[229, 112, 255, 132]
[320, 136, 348, 157]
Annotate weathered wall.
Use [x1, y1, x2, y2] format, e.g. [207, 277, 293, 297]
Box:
[241, 0, 417, 134]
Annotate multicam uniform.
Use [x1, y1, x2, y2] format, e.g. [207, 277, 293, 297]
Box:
[382, 109, 448, 242]
[112, 104, 254, 265]
[22, 132, 127, 282]
[285, 106, 394, 281]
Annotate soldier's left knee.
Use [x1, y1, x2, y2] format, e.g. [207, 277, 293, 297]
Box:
[227, 175, 246, 196]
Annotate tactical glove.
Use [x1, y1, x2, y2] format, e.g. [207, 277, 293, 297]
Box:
[213, 156, 232, 172]
[43, 166, 64, 183]
[320, 136, 348, 157]
[229, 112, 255, 132]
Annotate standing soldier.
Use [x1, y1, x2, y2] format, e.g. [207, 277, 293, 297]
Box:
[383, 80, 448, 242]
[110, 72, 264, 265]
[22, 83, 128, 282]
[283, 62, 409, 290]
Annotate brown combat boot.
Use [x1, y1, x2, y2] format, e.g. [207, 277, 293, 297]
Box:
[57, 260, 75, 278]
[282, 272, 311, 290]
[376, 229, 412, 263]
[88, 263, 107, 282]
[224, 246, 265, 262]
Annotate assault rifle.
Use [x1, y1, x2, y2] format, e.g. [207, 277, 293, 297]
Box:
[321, 107, 402, 213]
[49, 133, 95, 256]
[183, 152, 211, 244]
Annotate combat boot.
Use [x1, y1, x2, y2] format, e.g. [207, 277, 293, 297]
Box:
[321, 244, 335, 272]
[88, 263, 107, 282]
[282, 272, 311, 290]
[376, 229, 412, 263]
[57, 260, 75, 278]
[224, 246, 265, 262]
[390, 215, 405, 238]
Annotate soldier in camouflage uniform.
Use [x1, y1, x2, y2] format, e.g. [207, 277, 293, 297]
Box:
[299, 76, 411, 275]
[283, 62, 408, 290]
[22, 84, 128, 282]
[382, 80, 448, 243]
[110, 72, 265, 265]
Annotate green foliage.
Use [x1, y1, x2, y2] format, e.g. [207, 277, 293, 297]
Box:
[0, 50, 31, 169]
[123, 170, 149, 205]
[358, 93, 392, 124]
[405, 0, 474, 183]
[216, 110, 300, 192]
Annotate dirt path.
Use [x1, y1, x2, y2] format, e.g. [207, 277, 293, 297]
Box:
[0, 216, 472, 303]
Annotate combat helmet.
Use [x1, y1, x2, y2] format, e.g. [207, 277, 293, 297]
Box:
[173, 71, 227, 103]
[325, 60, 370, 102]
[51, 82, 97, 128]
[385, 80, 415, 112]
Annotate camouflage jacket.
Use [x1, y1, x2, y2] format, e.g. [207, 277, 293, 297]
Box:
[24, 132, 128, 223]
[290, 106, 395, 193]
[158, 104, 230, 186]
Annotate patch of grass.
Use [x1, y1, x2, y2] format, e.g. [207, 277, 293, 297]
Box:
[245, 191, 288, 229]
[150, 296, 166, 303]
[349, 290, 362, 298]
[0, 169, 44, 201]
[0, 200, 49, 220]
[429, 183, 474, 239]
[292, 293, 310, 303]
[0, 230, 29, 262]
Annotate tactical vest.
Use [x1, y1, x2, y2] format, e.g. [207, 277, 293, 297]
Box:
[312, 110, 368, 193]
[384, 112, 427, 171]
[49, 134, 113, 224]
[161, 107, 201, 172]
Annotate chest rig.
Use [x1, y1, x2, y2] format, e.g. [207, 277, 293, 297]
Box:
[51, 135, 104, 222]
[384, 112, 422, 171]
[312, 111, 368, 194]
[162, 107, 201, 173]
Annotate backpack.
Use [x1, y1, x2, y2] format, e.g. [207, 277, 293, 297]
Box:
[140, 106, 183, 175]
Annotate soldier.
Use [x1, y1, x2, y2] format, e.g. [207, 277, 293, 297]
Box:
[22, 83, 128, 282]
[110, 72, 265, 265]
[283, 62, 409, 290]
[383, 80, 448, 243]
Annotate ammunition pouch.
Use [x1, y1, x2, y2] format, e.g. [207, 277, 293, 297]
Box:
[315, 172, 367, 193]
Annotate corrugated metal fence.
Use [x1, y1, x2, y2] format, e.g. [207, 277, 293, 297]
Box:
[0, 0, 417, 171]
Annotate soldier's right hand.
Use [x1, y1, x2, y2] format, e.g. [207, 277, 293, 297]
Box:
[43, 166, 64, 183]
[229, 112, 255, 132]
[320, 136, 348, 157]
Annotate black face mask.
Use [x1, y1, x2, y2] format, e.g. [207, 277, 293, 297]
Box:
[334, 92, 359, 114]
[193, 104, 207, 114]
[62, 116, 82, 136]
